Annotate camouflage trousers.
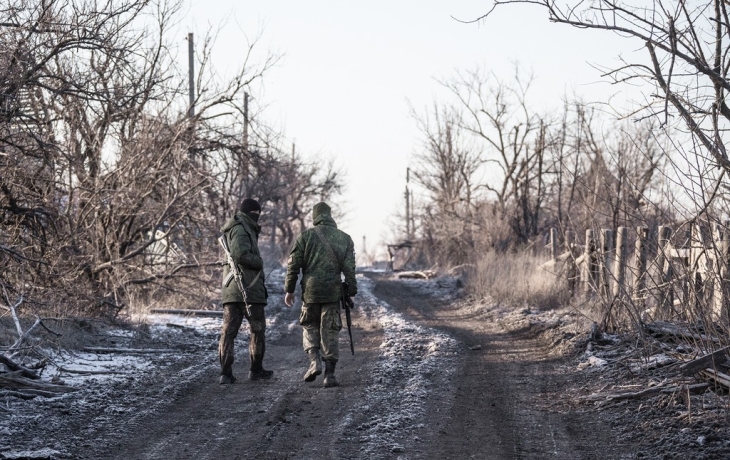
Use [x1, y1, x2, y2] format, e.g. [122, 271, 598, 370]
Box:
[219, 302, 266, 376]
[299, 301, 342, 362]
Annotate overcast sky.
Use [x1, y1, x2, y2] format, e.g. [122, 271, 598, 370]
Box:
[181, 1, 642, 259]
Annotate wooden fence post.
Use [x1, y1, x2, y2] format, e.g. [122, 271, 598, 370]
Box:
[613, 227, 629, 299]
[583, 229, 597, 296]
[565, 230, 577, 295]
[689, 223, 705, 315]
[633, 226, 649, 305]
[712, 222, 730, 321]
[600, 229, 614, 301]
[712, 223, 724, 320]
[656, 226, 673, 318]
[550, 228, 558, 261]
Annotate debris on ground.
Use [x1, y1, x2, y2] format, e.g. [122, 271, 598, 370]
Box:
[396, 270, 437, 280]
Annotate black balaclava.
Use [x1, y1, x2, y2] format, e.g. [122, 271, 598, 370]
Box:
[240, 198, 262, 222]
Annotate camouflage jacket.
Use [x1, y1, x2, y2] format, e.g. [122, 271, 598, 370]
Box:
[285, 214, 357, 304]
[221, 211, 267, 305]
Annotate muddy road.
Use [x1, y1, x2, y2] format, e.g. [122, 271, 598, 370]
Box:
[4, 274, 632, 459]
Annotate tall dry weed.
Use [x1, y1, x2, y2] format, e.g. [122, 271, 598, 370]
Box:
[467, 250, 572, 310]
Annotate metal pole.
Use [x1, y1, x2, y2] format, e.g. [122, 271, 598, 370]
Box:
[405, 168, 411, 241]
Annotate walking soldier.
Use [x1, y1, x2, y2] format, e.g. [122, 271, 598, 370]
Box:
[218, 198, 273, 384]
[284, 202, 357, 387]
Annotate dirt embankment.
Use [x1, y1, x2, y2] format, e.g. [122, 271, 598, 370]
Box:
[7, 272, 721, 460]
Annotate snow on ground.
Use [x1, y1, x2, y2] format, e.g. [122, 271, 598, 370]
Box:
[342, 275, 460, 459]
[1, 270, 463, 459]
[31, 269, 296, 388]
[1, 269, 298, 459]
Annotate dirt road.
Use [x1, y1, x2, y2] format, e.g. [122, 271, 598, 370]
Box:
[4, 273, 633, 459]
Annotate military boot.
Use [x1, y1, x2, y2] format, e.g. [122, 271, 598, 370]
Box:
[248, 354, 274, 381]
[248, 368, 274, 380]
[322, 360, 338, 388]
[219, 349, 236, 384]
[219, 361, 236, 385]
[219, 373, 236, 385]
[303, 349, 322, 382]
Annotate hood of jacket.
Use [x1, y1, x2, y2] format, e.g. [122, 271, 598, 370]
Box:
[313, 213, 337, 228]
[221, 211, 261, 235]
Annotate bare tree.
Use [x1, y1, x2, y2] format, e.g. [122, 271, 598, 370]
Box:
[481, 1, 730, 204]
[441, 67, 550, 244]
[411, 103, 483, 265]
[0, 0, 337, 317]
[544, 103, 669, 233]
[404, 65, 672, 270]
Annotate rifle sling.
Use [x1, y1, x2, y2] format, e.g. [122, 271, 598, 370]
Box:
[223, 269, 260, 289]
[311, 226, 344, 275]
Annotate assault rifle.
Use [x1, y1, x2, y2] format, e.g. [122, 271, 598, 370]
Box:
[341, 282, 355, 355]
[218, 235, 251, 317]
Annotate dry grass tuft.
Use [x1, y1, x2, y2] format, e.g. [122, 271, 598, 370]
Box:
[466, 250, 572, 310]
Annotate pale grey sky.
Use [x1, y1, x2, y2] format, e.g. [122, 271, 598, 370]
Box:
[182, 1, 640, 259]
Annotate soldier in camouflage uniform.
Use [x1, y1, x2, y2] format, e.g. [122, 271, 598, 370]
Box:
[284, 202, 357, 388]
[219, 198, 273, 384]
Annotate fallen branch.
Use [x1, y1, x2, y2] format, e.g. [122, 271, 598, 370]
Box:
[643, 321, 720, 344]
[580, 382, 709, 402]
[165, 323, 197, 331]
[679, 346, 730, 376]
[0, 390, 39, 400]
[0, 354, 39, 379]
[150, 308, 223, 317]
[581, 384, 669, 402]
[0, 372, 76, 393]
[699, 368, 730, 390]
[0, 388, 62, 399]
[59, 367, 126, 375]
[83, 347, 180, 354]
[396, 270, 436, 279]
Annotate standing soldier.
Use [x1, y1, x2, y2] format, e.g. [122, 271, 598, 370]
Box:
[284, 202, 357, 387]
[219, 198, 273, 384]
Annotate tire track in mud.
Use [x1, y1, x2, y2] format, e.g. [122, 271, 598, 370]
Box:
[332, 276, 460, 459]
[371, 275, 633, 460]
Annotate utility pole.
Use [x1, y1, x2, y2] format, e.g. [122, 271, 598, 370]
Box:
[187, 33, 195, 118]
[408, 190, 416, 238]
[405, 168, 411, 241]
